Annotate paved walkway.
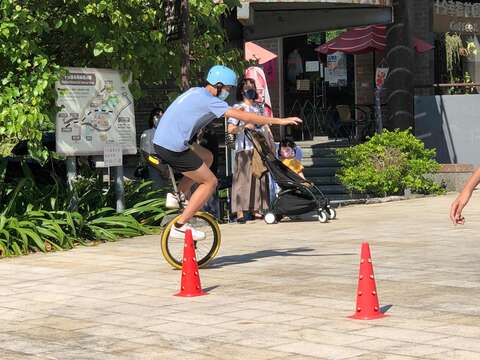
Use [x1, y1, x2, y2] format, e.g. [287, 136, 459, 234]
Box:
[1, 193, 480, 360]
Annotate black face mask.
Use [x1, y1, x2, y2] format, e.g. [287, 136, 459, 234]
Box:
[244, 89, 257, 100]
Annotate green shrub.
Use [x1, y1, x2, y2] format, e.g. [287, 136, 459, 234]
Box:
[336, 129, 445, 197]
[0, 160, 167, 257]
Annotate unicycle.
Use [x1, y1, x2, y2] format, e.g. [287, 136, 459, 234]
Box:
[147, 156, 221, 270]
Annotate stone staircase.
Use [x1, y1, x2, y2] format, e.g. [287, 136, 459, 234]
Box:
[298, 137, 363, 203]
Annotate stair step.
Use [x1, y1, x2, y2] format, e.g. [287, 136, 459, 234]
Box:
[328, 193, 367, 202]
[297, 138, 350, 149]
[308, 176, 342, 185]
[299, 147, 339, 157]
[314, 184, 348, 194]
[304, 167, 339, 177]
[302, 158, 341, 167]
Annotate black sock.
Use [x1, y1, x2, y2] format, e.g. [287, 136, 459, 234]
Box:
[174, 221, 184, 229]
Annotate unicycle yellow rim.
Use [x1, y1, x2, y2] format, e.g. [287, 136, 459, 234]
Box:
[160, 212, 221, 269]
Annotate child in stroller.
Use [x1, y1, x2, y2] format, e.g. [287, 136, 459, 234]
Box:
[245, 129, 336, 224]
[278, 138, 305, 179]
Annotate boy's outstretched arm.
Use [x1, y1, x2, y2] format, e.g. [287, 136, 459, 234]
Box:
[450, 168, 480, 225]
[225, 108, 302, 127]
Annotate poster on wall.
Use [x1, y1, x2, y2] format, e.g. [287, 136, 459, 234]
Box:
[55, 68, 137, 156]
[375, 66, 389, 89]
[325, 52, 348, 87]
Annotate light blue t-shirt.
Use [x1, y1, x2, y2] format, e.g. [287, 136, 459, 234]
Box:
[153, 87, 229, 152]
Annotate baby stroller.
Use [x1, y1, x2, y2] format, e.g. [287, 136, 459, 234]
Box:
[244, 129, 336, 224]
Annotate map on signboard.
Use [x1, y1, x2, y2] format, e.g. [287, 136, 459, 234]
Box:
[56, 68, 137, 156]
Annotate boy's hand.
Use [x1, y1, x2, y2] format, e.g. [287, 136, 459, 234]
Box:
[281, 117, 303, 126]
[450, 192, 471, 225]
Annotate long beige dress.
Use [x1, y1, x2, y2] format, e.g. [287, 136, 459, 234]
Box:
[228, 103, 269, 214]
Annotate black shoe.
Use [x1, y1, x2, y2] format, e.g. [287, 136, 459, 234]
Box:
[236, 217, 246, 224]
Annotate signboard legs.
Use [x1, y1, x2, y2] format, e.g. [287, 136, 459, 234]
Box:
[66, 157, 78, 210]
[114, 166, 125, 213]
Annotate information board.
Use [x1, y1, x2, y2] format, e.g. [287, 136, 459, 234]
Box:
[56, 68, 137, 156]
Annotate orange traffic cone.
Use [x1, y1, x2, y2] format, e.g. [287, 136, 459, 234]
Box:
[175, 229, 207, 297]
[349, 242, 388, 320]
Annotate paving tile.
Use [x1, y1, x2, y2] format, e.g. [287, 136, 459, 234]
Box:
[196, 342, 285, 360]
[349, 326, 447, 343]
[381, 343, 450, 357]
[94, 313, 169, 329]
[160, 311, 237, 325]
[271, 356, 327, 360]
[24, 316, 97, 331]
[351, 338, 414, 352]
[212, 330, 297, 348]
[0, 349, 54, 360]
[425, 350, 480, 360]
[426, 336, 480, 352]
[146, 321, 229, 338]
[0, 193, 479, 359]
[271, 341, 368, 359]
[0, 335, 66, 355]
[41, 348, 127, 360]
[226, 309, 273, 319]
[66, 335, 143, 353]
[347, 354, 422, 360]
[0, 308, 48, 322]
[282, 328, 371, 346]
[75, 324, 155, 340]
[427, 324, 480, 338]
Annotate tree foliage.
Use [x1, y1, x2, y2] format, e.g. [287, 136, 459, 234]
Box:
[0, 0, 244, 159]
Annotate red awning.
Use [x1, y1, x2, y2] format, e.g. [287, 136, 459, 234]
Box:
[316, 25, 433, 55]
[245, 41, 278, 64]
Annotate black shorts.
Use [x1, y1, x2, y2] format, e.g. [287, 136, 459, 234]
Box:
[154, 144, 203, 173]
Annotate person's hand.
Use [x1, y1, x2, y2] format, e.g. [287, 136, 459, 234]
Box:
[245, 123, 256, 130]
[281, 117, 303, 126]
[450, 191, 472, 225]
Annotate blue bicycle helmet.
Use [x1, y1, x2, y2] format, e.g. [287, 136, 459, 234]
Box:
[206, 65, 238, 87]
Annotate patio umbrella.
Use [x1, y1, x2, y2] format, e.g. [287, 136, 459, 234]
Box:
[315, 25, 433, 55]
[245, 41, 278, 64]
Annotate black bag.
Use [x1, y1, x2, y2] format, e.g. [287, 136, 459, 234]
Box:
[225, 132, 236, 150]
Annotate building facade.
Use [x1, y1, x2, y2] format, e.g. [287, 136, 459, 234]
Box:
[238, 1, 480, 167]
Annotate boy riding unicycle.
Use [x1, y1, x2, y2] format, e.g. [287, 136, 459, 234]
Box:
[153, 65, 302, 268]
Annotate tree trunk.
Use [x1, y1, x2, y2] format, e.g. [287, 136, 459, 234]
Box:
[180, 0, 190, 91]
[385, 0, 415, 131]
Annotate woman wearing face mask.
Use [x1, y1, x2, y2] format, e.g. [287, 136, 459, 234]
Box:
[153, 66, 302, 239]
[227, 78, 272, 223]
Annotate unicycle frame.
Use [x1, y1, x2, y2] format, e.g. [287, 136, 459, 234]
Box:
[158, 162, 221, 269]
[167, 164, 187, 211]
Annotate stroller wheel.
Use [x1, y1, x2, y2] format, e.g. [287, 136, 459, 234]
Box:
[326, 207, 337, 220]
[318, 210, 328, 223]
[264, 212, 277, 225]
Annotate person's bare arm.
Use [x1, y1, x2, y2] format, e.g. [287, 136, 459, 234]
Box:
[450, 168, 480, 225]
[227, 122, 254, 134]
[224, 108, 302, 127]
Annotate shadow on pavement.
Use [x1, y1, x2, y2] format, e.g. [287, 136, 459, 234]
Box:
[202, 285, 220, 293]
[208, 247, 355, 269]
